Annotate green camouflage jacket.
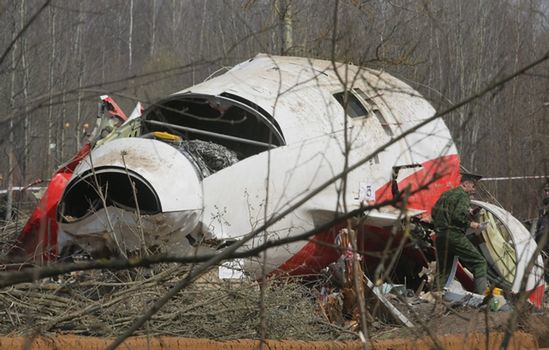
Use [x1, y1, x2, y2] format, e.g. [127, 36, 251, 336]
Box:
[432, 186, 470, 234]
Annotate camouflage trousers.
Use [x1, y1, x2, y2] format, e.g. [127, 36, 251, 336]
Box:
[435, 230, 487, 289]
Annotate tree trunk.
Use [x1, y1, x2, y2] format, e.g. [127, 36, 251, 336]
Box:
[275, 0, 294, 55]
[150, 0, 156, 57]
[73, 2, 83, 151]
[6, 4, 18, 221]
[129, 0, 134, 74]
[46, 4, 57, 174]
[20, 0, 30, 181]
[282, 0, 293, 55]
[59, 91, 66, 162]
[196, 0, 208, 84]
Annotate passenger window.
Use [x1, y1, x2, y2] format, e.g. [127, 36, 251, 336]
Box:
[333, 92, 369, 119]
[374, 110, 393, 137]
[354, 88, 393, 137]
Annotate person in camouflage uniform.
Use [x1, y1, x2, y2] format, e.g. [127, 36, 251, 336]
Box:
[432, 173, 488, 294]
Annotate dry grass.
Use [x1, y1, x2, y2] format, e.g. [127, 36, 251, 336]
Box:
[0, 212, 28, 258]
[0, 266, 349, 340]
[0, 211, 354, 341]
[3, 214, 547, 344]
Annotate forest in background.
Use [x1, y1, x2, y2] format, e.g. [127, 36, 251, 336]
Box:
[0, 0, 548, 219]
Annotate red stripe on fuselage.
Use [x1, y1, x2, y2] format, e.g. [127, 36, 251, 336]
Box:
[375, 154, 460, 216]
[272, 154, 460, 276]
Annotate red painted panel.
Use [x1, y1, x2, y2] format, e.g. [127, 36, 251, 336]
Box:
[528, 284, 544, 308]
[273, 154, 460, 277]
[8, 144, 91, 263]
[272, 224, 344, 276]
[101, 96, 129, 122]
[375, 154, 461, 215]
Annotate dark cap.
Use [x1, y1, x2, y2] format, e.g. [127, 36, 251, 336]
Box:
[460, 172, 483, 183]
[543, 197, 549, 206]
[544, 183, 549, 191]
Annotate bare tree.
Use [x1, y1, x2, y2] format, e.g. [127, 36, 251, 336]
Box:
[0, 1, 548, 348]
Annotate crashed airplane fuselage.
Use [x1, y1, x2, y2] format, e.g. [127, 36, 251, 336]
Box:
[11, 54, 544, 305]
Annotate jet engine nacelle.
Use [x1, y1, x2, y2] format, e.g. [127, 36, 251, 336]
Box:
[57, 138, 203, 257]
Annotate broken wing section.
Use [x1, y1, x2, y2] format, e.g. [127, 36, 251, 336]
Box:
[57, 138, 204, 257]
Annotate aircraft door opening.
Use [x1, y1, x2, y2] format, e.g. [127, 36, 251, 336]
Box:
[468, 200, 544, 296]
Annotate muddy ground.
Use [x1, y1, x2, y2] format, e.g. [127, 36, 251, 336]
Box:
[0, 332, 539, 350]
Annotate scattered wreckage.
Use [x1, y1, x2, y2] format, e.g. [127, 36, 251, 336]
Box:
[5, 54, 544, 317]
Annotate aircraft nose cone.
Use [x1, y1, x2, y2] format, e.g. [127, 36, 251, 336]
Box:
[57, 138, 204, 257]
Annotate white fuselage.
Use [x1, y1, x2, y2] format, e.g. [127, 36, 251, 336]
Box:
[56, 55, 544, 305]
[184, 55, 458, 275]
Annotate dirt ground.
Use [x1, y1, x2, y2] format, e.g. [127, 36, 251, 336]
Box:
[0, 332, 538, 350]
[520, 314, 549, 347]
[364, 289, 549, 348]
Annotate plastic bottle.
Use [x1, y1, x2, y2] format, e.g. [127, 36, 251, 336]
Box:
[489, 297, 500, 311]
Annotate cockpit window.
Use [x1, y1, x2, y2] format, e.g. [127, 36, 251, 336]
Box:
[141, 93, 285, 161]
[354, 88, 393, 136]
[335, 88, 394, 137]
[333, 91, 369, 119]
